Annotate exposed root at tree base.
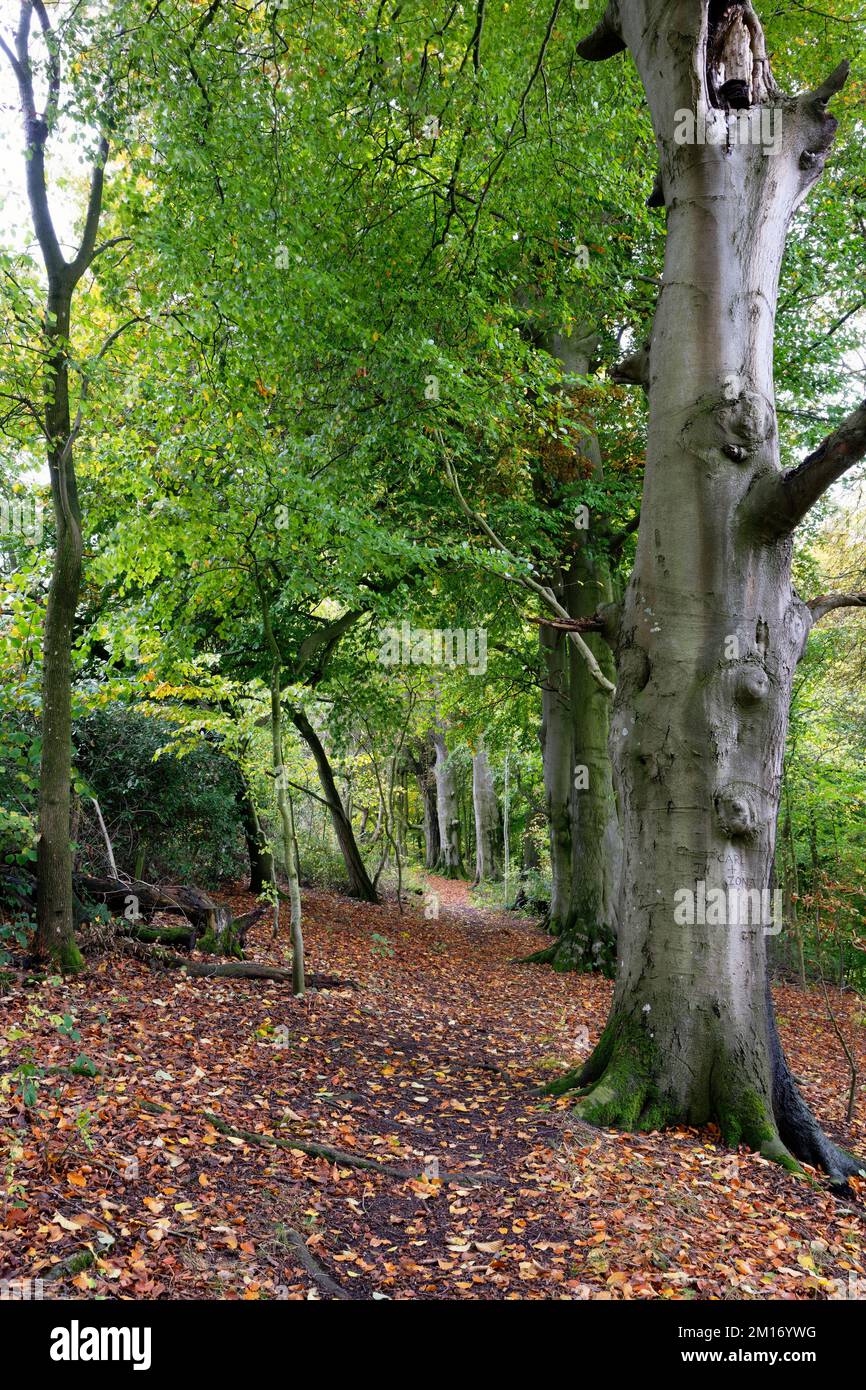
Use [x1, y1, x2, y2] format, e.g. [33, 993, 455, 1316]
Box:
[548, 1009, 866, 1189]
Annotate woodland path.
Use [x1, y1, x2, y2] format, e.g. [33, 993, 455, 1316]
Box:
[1, 877, 864, 1299]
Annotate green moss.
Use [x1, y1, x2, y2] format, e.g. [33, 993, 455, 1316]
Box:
[717, 1086, 774, 1150]
[574, 1016, 676, 1132]
[198, 926, 244, 959]
[68, 1250, 95, 1274]
[56, 934, 85, 975]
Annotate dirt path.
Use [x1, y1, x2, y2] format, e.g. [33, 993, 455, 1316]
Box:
[1, 879, 864, 1299]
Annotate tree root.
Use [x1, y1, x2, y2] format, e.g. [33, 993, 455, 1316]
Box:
[549, 1002, 866, 1189]
[203, 1111, 502, 1187]
[283, 1228, 350, 1300]
[511, 926, 615, 976]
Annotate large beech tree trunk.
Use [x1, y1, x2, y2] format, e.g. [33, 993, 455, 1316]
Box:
[431, 729, 464, 877]
[471, 746, 501, 882]
[562, 0, 864, 1180]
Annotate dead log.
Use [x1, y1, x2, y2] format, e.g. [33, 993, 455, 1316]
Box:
[74, 874, 227, 936]
[115, 936, 355, 990]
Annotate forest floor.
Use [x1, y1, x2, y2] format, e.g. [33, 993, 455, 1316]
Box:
[1, 876, 865, 1301]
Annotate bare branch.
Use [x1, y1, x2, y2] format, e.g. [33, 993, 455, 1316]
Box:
[806, 592, 866, 624]
[746, 399, 866, 535]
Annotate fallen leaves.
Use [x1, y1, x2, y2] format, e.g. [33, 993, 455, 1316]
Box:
[1, 877, 864, 1300]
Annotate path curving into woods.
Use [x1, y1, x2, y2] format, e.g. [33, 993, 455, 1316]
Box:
[1, 880, 864, 1299]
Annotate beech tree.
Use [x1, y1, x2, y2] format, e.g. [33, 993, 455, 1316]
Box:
[554, 0, 866, 1181]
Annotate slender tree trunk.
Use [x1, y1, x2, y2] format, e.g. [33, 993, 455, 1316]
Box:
[471, 746, 501, 883]
[290, 707, 378, 902]
[36, 282, 84, 972]
[431, 729, 463, 877]
[269, 685, 304, 994]
[5, 4, 113, 970]
[563, 0, 862, 1180]
[235, 772, 273, 895]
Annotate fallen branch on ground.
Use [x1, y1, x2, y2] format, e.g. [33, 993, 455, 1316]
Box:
[115, 937, 356, 990]
[203, 1110, 502, 1186]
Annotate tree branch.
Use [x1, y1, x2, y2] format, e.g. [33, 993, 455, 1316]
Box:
[439, 433, 616, 695]
[746, 399, 866, 535]
[576, 1, 625, 61]
[806, 592, 866, 624]
[4, 1, 64, 280]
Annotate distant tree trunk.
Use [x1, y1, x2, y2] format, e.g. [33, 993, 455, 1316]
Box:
[406, 734, 441, 869]
[472, 746, 501, 883]
[563, 548, 620, 973]
[431, 730, 463, 877]
[259, 608, 304, 994]
[529, 326, 621, 972]
[235, 773, 273, 895]
[290, 707, 378, 903]
[540, 621, 574, 933]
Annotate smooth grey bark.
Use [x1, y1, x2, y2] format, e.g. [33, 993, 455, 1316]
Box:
[531, 329, 621, 971]
[539, 619, 574, 929]
[562, 0, 864, 1180]
[259, 588, 304, 995]
[471, 746, 501, 882]
[431, 729, 464, 877]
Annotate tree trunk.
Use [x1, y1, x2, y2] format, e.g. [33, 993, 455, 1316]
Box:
[564, 0, 861, 1180]
[471, 746, 501, 882]
[564, 547, 620, 973]
[270, 675, 304, 996]
[235, 772, 273, 895]
[407, 735, 441, 869]
[540, 621, 574, 930]
[36, 285, 84, 974]
[530, 328, 621, 972]
[431, 729, 464, 877]
[290, 707, 378, 902]
[7, 9, 112, 970]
